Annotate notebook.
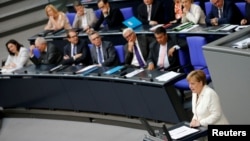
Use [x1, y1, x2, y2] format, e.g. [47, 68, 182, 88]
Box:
[122, 16, 142, 29]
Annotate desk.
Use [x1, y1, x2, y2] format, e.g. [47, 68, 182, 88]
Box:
[0, 65, 187, 124]
[203, 26, 250, 124]
[28, 24, 230, 49]
[143, 121, 207, 141]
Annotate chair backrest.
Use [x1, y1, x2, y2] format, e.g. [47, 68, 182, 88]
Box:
[204, 2, 212, 16]
[120, 7, 134, 20]
[94, 9, 102, 19]
[178, 49, 192, 73]
[186, 36, 210, 75]
[66, 12, 76, 26]
[194, 1, 200, 6]
[114, 45, 125, 64]
[235, 2, 246, 17]
[33, 48, 41, 58]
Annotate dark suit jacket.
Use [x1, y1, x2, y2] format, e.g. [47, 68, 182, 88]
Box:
[30, 42, 62, 65]
[62, 39, 92, 66]
[90, 41, 119, 67]
[137, 0, 165, 25]
[93, 6, 124, 30]
[205, 0, 243, 25]
[147, 35, 187, 71]
[245, 2, 250, 25]
[124, 35, 153, 66]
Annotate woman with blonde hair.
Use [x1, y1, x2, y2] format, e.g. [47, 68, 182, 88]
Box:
[187, 70, 229, 128]
[181, 0, 206, 24]
[44, 4, 72, 30]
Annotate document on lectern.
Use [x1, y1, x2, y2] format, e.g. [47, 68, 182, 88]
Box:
[155, 71, 180, 82]
[169, 125, 199, 139]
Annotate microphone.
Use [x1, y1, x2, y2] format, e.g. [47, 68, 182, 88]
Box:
[119, 71, 127, 77]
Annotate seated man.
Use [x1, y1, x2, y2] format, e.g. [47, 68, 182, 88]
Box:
[137, 0, 165, 26]
[62, 29, 92, 66]
[241, 0, 250, 25]
[72, 0, 98, 32]
[93, 0, 124, 30]
[122, 28, 153, 68]
[29, 37, 62, 65]
[205, 0, 243, 26]
[88, 31, 119, 67]
[147, 26, 187, 71]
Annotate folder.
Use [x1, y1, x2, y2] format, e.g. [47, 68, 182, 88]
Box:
[122, 16, 142, 29]
[104, 66, 125, 75]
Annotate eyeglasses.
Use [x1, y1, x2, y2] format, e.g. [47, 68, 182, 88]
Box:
[124, 32, 133, 39]
[91, 36, 101, 41]
[212, 0, 219, 6]
[69, 35, 78, 38]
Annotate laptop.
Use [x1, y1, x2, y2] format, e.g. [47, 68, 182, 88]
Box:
[139, 117, 156, 137]
[162, 124, 173, 141]
[122, 16, 142, 29]
[140, 118, 173, 141]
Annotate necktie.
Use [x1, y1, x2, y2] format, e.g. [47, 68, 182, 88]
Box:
[73, 45, 77, 56]
[218, 8, 223, 18]
[97, 47, 103, 64]
[134, 45, 145, 67]
[147, 5, 151, 21]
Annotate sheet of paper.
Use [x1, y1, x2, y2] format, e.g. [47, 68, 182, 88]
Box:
[169, 125, 199, 140]
[155, 71, 180, 82]
[232, 38, 250, 49]
[76, 65, 97, 73]
[125, 69, 144, 78]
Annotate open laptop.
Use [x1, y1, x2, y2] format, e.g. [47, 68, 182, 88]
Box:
[162, 124, 173, 141]
[122, 16, 142, 29]
[139, 117, 156, 137]
[140, 118, 173, 141]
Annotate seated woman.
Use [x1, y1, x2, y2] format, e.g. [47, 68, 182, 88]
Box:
[1, 39, 29, 73]
[170, 0, 183, 24]
[181, 0, 206, 24]
[44, 4, 72, 31]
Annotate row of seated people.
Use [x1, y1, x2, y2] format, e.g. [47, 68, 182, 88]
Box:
[43, 0, 250, 35]
[2, 27, 187, 74]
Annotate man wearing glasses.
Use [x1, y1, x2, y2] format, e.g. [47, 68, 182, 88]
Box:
[122, 28, 154, 68]
[205, 0, 243, 26]
[62, 29, 92, 66]
[88, 31, 119, 67]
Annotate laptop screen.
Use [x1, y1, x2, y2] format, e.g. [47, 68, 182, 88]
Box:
[139, 117, 156, 137]
[162, 124, 173, 141]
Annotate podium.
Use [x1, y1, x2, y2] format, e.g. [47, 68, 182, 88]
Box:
[143, 122, 207, 141]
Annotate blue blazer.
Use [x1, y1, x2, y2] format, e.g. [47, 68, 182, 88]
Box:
[205, 0, 243, 25]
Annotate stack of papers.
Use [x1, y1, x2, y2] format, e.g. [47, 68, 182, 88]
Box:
[155, 71, 180, 82]
[75, 65, 98, 76]
[125, 69, 144, 78]
[169, 126, 199, 139]
[232, 38, 250, 49]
